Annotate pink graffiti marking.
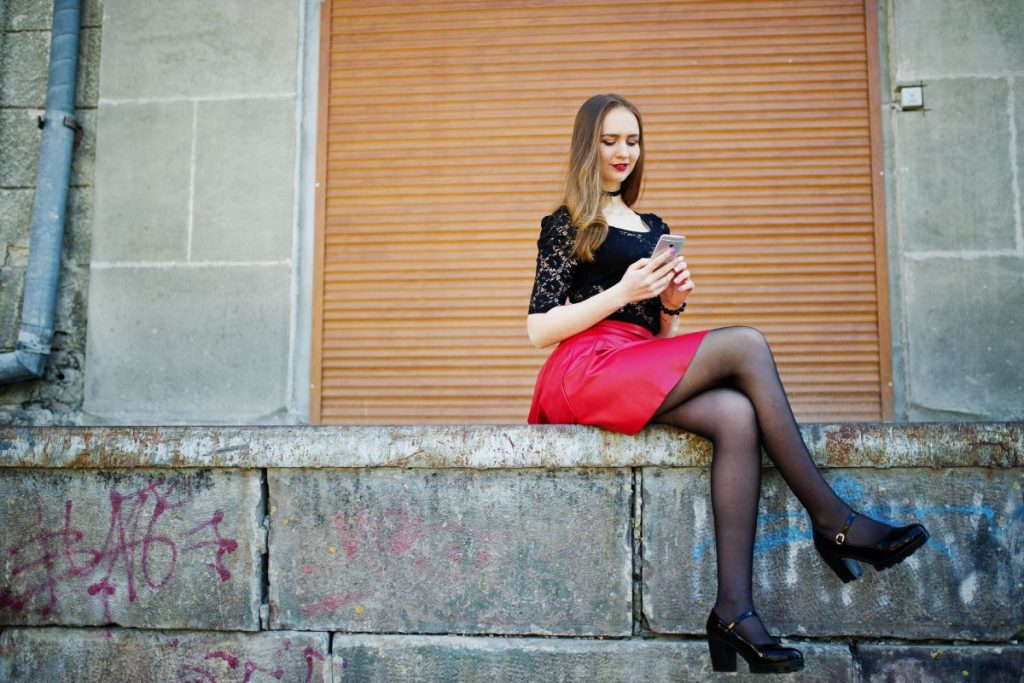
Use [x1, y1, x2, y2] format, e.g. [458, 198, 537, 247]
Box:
[303, 647, 325, 683]
[1, 478, 238, 620]
[329, 505, 506, 583]
[299, 589, 375, 617]
[179, 648, 291, 683]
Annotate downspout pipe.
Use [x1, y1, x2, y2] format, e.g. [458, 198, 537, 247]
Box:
[0, 0, 82, 383]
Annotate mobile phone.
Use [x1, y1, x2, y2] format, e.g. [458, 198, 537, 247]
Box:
[651, 234, 686, 259]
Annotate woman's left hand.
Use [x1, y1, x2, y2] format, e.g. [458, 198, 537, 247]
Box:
[660, 258, 694, 310]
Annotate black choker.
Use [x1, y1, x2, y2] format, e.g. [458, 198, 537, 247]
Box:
[604, 188, 622, 197]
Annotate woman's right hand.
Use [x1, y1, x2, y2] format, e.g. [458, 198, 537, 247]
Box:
[614, 248, 683, 305]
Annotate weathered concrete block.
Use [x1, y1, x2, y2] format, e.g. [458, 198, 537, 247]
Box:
[92, 100, 192, 262]
[192, 96, 296, 261]
[894, 0, 1024, 78]
[65, 185, 94, 267]
[0, 468, 263, 629]
[0, 266, 26, 348]
[76, 27, 102, 109]
[642, 468, 1024, 640]
[332, 634, 856, 682]
[0, 627, 330, 682]
[83, 264, 291, 422]
[905, 257, 1024, 420]
[0, 109, 42, 187]
[269, 468, 633, 635]
[895, 78, 1015, 252]
[857, 643, 1024, 682]
[100, 0, 298, 100]
[0, 189, 34, 245]
[0, 30, 50, 108]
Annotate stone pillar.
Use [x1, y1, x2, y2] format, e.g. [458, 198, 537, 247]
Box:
[886, 0, 1024, 420]
[83, 0, 304, 423]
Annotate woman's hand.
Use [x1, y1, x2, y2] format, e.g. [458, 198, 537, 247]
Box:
[660, 255, 694, 311]
[615, 247, 684, 305]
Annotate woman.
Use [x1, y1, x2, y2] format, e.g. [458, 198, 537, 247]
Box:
[526, 93, 928, 675]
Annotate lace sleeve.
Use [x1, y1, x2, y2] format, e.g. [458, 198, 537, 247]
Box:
[527, 209, 577, 314]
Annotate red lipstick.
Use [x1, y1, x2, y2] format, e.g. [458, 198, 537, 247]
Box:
[613, 163, 629, 172]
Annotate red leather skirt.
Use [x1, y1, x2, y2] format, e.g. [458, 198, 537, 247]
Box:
[528, 320, 710, 435]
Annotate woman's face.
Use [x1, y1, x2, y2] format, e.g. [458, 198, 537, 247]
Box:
[598, 106, 641, 191]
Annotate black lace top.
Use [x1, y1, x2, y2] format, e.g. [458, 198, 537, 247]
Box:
[527, 205, 672, 335]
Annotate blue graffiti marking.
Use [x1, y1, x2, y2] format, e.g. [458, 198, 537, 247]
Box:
[690, 472, 1023, 563]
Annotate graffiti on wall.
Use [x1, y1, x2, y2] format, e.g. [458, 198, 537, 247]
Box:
[692, 474, 1024, 562]
[173, 640, 325, 683]
[294, 503, 507, 617]
[0, 475, 239, 621]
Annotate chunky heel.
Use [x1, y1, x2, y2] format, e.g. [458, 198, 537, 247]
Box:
[815, 534, 863, 583]
[705, 609, 803, 674]
[707, 635, 737, 672]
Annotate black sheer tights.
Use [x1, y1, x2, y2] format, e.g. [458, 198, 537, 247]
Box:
[651, 326, 891, 644]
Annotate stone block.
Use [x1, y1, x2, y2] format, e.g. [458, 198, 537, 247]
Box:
[0, 468, 263, 629]
[0, 627, 330, 682]
[192, 97, 295, 261]
[905, 257, 1024, 419]
[895, 78, 1015, 252]
[0, 266, 26, 348]
[0, 30, 50, 108]
[0, 189, 34, 244]
[76, 27, 102, 109]
[91, 100, 191, 261]
[100, 0, 298, 100]
[64, 184, 94, 267]
[332, 634, 856, 682]
[857, 643, 1024, 682]
[641, 467, 1024, 640]
[268, 468, 633, 635]
[894, 0, 1024, 78]
[0, 109, 42, 187]
[83, 264, 290, 422]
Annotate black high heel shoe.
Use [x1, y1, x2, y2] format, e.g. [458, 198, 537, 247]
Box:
[813, 511, 929, 583]
[705, 609, 804, 674]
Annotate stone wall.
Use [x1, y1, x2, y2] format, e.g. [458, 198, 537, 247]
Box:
[883, 0, 1024, 420]
[0, 0, 102, 425]
[1, 424, 1021, 681]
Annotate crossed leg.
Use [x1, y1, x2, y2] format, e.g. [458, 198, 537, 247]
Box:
[650, 326, 893, 643]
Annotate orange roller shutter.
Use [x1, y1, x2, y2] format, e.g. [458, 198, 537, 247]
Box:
[311, 0, 892, 424]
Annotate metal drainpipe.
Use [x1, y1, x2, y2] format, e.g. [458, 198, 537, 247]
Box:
[0, 0, 82, 383]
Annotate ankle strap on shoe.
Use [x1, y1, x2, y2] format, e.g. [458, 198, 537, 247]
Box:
[725, 609, 758, 632]
[835, 511, 858, 545]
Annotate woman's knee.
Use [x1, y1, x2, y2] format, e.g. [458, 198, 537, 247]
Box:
[726, 325, 771, 354]
[707, 389, 758, 443]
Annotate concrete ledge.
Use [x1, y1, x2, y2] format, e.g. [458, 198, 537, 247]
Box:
[0, 469, 264, 630]
[331, 634, 857, 682]
[1, 422, 1021, 469]
[0, 627, 330, 682]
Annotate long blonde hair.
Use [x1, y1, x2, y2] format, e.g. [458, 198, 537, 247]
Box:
[562, 93, 645, 261]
